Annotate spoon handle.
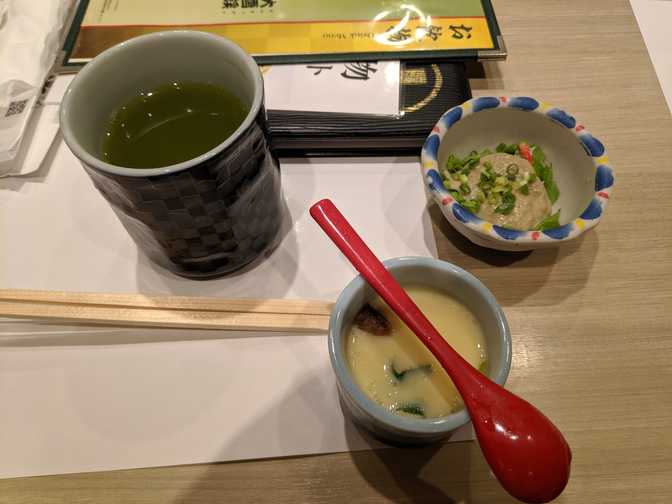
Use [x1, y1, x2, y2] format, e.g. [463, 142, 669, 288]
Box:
[310, 198, 472, 381]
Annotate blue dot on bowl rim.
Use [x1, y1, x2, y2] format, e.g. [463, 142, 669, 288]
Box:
[508, 96, 539, 111]
[472, 97, 500, 112]
[595, 164, 614, 191]
[543, 223, 573, 240]
[452, 204, 480, 223]
[580, 198, 603, 220]
[426, 169, 445, 193]
[546, 108, 576, 128]
[424, 134, 440, 160]
[579, 133, 605, 157]
[441, 106, 463, 128]
[493, 226, 525, 240]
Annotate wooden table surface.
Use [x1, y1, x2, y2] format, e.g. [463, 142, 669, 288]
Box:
[3, 0, 672, 502]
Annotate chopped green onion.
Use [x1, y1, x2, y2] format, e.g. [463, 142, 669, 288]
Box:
[506, 164, 519, 175]
[447, 189, 463, 203]
[480, 171, 495, 184]
[461, 198, 481, 213]
[479, 182, 492, 194]
[496, 143, 518, 155]
[495, 191, 516, 214]
[444, 155, 462, 173]
[444, 149, 495, 182]
[445, 143, 560, 216]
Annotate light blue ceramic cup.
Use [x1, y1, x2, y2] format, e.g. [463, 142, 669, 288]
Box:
[329, 256, 512, 444]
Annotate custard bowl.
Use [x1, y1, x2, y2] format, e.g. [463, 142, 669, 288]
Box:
[421, 96, 614, 251]
[329, 256, 512, 444]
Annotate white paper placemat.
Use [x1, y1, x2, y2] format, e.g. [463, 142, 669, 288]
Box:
[0, 141, 473, 479]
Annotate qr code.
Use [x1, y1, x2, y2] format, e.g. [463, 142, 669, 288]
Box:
[5, 99, 28, 118]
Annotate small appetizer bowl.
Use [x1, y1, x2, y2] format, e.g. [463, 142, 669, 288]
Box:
[329, 256, 512, 445]
[421, 96, 614, 251]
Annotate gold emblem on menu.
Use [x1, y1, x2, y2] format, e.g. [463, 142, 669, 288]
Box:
[402, 64, 443, 113]
[401, 69, 428, 85]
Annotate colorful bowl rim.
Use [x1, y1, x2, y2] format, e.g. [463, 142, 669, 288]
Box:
[420, 96, 615, 244]
[328, 256, 512, 435]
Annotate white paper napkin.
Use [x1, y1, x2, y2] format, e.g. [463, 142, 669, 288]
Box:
[0, 0, 74, 176]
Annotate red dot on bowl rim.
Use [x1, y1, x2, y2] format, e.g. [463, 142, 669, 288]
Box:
[597, 191, 610, 199]
[432, 126, 441, 133]
[575, 125, 585, 132]
[499, 96, 508, 103]
[531, 231, 541, 240]
[441, 196, 453, 205]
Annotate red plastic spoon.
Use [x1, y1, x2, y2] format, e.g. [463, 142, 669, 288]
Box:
[310, 199, 571, 504]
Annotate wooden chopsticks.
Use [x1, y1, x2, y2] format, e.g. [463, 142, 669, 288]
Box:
[0, 289, 333, 333]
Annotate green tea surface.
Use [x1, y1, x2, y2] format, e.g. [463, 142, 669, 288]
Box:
[102, 81, 248, 168]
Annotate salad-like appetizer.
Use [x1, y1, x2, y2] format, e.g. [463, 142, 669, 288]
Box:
[441, 142, 560, 230]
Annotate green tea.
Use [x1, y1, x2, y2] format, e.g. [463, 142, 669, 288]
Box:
[102, 81, 249, 168]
